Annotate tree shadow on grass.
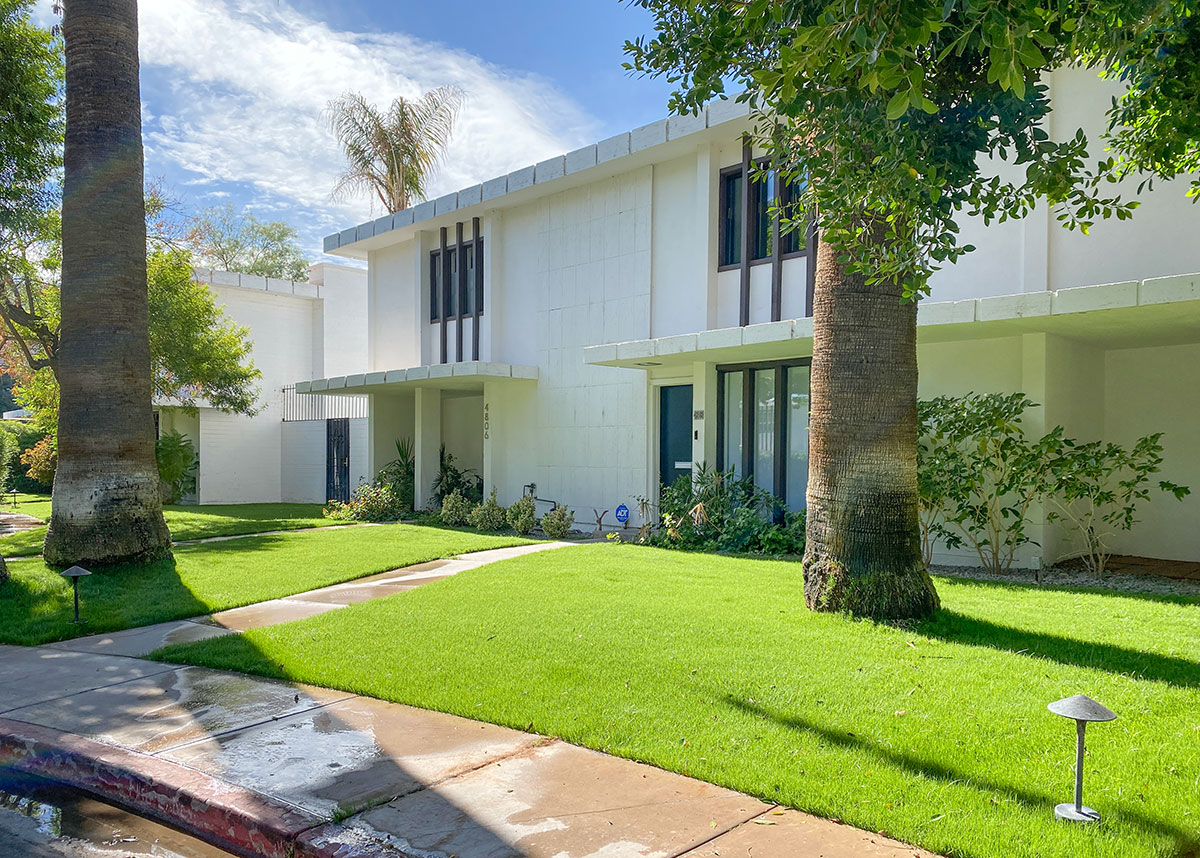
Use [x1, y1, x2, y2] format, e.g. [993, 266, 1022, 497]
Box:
[723, 695, 1199, 857]
[0, 555, 209, 647]
[918, 609, 1200, 689]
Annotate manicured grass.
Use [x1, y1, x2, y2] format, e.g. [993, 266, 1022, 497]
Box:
[0, 502, 338, 557]
[0, 492, 53, 523]
[154, 544, 1200, 858]
[0, 524, 533, 645]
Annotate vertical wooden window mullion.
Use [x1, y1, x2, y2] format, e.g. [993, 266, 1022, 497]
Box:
[770, 164, 783, 322]
[739, 138, 752, 327]
[805, 220, 818, 318]
[740, 368, 753, 481]
[439, 227, 449, 364]
[773, 365, 787, 515]
[455, 221, 465, 362]
[473, 217, 483, 361]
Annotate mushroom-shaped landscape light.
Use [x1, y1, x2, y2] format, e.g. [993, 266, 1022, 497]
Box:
[59, 565, 92, 626]
[1048, 694, 1117, 823]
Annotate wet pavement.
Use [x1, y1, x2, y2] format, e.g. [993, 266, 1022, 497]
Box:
[0, 541, 934, 857]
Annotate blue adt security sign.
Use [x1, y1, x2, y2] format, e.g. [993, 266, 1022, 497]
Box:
[615, 504, 630, 524]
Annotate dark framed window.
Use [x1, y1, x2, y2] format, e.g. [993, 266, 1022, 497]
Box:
[718, 162, 807, 269]
[715, 357, 811, 512]
[430, 239, 484, 322]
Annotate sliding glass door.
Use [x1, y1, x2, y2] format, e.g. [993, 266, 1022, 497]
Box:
[717, 359, 810, 512]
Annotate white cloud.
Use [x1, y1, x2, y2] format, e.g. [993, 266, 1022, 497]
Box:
[133, 0, 601, 251]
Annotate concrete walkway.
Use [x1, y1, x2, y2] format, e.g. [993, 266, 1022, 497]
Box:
[0, 543, 933, 858]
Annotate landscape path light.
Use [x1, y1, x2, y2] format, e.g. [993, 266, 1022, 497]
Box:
[60, 565, 92, 626]
[1048, 693, 1117, 823]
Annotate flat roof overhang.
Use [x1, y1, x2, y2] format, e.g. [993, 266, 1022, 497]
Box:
[585, 274, 1200, 369]
[295, 361, 538, 396]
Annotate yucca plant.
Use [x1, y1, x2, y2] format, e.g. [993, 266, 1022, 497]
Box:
[326, 87, 464, 213]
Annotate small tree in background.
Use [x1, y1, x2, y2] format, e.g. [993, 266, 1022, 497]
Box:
[188, 203, 309, 280]
[327, 87, 463, 214]
[1044, 434, 1189, 575]
[918, 393, 1061, 575]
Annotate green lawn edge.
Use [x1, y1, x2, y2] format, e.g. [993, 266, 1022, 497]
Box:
[151, 543, 1200, 858]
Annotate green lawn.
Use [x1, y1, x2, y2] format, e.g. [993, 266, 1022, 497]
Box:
[0, 501, 339, 557]
[0, 524, 533, 645]
[154, 544, 1200, 858]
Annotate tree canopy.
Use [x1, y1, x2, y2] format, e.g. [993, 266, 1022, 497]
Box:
[188, 202, 309, 281]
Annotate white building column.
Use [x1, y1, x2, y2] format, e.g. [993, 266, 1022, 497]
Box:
[693, 360, 718, 471]
[414, 387, 442, 509]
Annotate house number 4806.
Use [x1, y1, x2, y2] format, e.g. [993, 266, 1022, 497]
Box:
[483, 402, 490, 440]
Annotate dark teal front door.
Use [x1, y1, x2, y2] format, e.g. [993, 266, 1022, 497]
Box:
[659, 385, 693, 489]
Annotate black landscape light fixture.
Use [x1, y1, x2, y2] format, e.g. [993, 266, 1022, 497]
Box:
[60, 565, 92, 625]
[1048, 694, 1117, 823]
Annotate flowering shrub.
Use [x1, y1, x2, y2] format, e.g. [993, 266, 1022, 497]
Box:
[468, 488, 507, 531]
[541, 504, 575, 539]
[324, 483, 406, 522]
[20, 437, 56, 487]
[506, 494, 537, 535]
[440, 489, 474, 526]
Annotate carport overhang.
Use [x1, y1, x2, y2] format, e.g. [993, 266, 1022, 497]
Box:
[584, 274, 1200, 370]
[295, 361, 539, 396]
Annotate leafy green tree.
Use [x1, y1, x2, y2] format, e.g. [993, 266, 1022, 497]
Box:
[188, 202, 309, 280]
[13, 248, 262, 433]
[625, 0, 1191, 619]
[327, 87, 463, 213]
[0, 0, 62, 246]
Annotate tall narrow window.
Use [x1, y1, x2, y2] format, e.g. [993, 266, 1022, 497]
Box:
[720, 171, 743, 266]
[719, 163, 806, 267]
[786, 364, 810, 511]
[430, 239, 484, 322]
[753, 368, 776, 496]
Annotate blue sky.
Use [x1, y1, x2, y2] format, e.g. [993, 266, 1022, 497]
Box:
[38, 0, 678, 269]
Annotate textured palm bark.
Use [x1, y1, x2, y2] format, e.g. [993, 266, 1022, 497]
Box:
[44, 0, 171, 567]
[802, 230, 939, 619]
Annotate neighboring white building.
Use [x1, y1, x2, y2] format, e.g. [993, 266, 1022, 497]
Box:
[307, 66, 1200, 568]
[157, 262, 370, 505]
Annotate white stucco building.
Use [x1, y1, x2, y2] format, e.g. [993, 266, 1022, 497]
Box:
[157, 262, 369, 505]
[307, 67, 1200, 568]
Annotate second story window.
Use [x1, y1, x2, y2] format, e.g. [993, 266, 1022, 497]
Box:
[430, 239, 483, 322]
[719, 164, 806, 268]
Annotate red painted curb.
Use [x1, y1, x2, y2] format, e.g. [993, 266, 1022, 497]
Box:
[0, 717, 369, 858]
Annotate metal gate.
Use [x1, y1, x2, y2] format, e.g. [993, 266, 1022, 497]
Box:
[326, 418, 350, 502]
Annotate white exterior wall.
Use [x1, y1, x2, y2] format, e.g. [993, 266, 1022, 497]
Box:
[338, 70, 1200, 552]
[281, 420, 325, 503]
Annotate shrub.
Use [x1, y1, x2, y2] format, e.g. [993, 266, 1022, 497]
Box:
[324, 483, 405, 522]
[917, 393, 1061, 574]
[431, 445, 482, 507]
[20, 436, 56, 488]
[541, 504, 575, 539]
[155, 430, 197, 503]
[375, 437, 415, 511]
[506, 494, 537, 535]
[6, 423, 46, 493]
[0, 426, 15, 492]
[468, 488, 507, 531]
[1044, 433, 1189, 575]
[440, 489, 474, 526]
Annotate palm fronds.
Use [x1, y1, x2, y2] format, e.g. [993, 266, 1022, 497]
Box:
[326, 86, 464, 214]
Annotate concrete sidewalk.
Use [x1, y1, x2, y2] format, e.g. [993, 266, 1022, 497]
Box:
[0, 542, 932, 857]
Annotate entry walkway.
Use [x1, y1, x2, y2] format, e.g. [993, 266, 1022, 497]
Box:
[0, 543, 932, 858]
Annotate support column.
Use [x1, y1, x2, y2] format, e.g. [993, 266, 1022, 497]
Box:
[414, 387, 442, 510]
[1021, 333, 1049, 570]
[692, 360, 718, 471]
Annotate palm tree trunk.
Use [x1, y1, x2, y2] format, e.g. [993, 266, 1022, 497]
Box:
[802, 227, 939, 619]
[45, 0, 171, 567]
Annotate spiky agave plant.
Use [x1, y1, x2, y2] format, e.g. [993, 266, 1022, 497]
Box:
[326, 86, 464, 214]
